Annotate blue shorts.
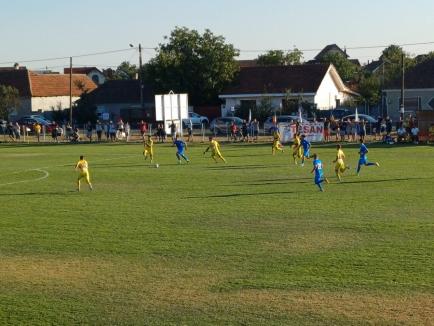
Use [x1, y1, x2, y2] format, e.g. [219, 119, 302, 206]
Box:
[177, 151, 185, 156]
[315, 175, 323, 184]
[303, 150, 310, 157]
[359, 157, 367, 165]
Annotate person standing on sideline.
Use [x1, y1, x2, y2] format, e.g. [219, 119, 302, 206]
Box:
[139, 120, 147, 139]
[357, 139, 380, 176]
[169, 121, 177, 141]
[86, 121, 93, 143]
[34, 122, 41, 143]
[125, 121, 131, 142]
[75, 155, 93, 192]
[95, 120, 102, 142]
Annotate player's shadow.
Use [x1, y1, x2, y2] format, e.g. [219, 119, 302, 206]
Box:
[0, 190, 77, 196]
[336, 177, 429, 184]
[185, 190, 295, 199]
[207, 164, 289, 170]
[218, 177, 312, 187]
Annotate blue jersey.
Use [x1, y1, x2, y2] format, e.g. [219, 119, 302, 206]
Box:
[313, 159, 323, 179]
[174, 140, 186, 153]
[359, 143, 368, 159]
[301, 139, 311, 151]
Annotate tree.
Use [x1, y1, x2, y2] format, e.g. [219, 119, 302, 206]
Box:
[144, 27, 239, 105]
[321, 52, 359, 82]
[0, 85, 19, 119]
[73, 92, 97, 124]
[357, 74, 381, 105]
[104, 61, 138, 80]
[380, 45, 414, 85]
[256, 49, 303, 66]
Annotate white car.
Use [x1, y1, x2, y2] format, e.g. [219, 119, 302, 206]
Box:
[182, 112, 209, 128]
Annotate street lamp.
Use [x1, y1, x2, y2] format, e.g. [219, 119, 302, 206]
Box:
[130, 43, 144, 110]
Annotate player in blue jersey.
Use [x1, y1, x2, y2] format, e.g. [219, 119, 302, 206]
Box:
[311, 153, 329, 192]
[357, 139, 379, 176]
[300, 135, 311, 166]
[174, 135, 189, 164]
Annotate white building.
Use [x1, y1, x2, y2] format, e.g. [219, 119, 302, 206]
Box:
[0, 67, 97, 119]
[219, 64, 358, 115]
[64, 67, 106, 85]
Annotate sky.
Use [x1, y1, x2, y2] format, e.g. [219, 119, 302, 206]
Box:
[1, 0, 434, 72]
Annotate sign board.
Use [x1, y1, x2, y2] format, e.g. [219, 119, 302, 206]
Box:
[155, 92, 189, 136]
[279, 122, 324, 143]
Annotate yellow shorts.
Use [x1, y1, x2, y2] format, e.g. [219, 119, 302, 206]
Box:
[293, 147, 302, 157]
[78, 171, 90, 184]
[335, 160, 346, 173]
[144, 148, 153, 156]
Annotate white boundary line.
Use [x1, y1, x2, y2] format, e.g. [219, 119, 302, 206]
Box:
[0, 154, 138, 187]
[0, 169, 49, 186]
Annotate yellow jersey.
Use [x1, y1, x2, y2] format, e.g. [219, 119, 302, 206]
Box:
[210, 139, 221, 153]
[273, 131, 280, 141]
[293, 136, 300, 147]
[75, 159, 89, 173]
[336, 149, 345, 163]
[145, 138, 153, 149]
[34, 124, 41, 133]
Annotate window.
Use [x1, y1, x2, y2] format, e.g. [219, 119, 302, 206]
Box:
[92, 75, 100, 85]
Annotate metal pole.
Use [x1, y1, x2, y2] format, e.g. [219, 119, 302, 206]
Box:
[69, 56, 73, 125]
[400, 53, 405, 121]
[139, 44, 144, 110]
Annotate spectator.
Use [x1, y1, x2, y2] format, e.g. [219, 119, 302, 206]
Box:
[397, 124, 407, 142]
[125, 122, 130, 142]
[14, 122, 21, 140]
[429, 123, 434, 144]
[34, 122, 41, 142]
[95, 120, 103, 142]
[139, 120, 147, 139]
[324, 118, 330, 143]
[169, 121, 177, 140]
[230, 121, 238, 142]
[345, 119, 351, 141]
[86, 121, 93, 142]
[187, 125, 193, 142]
[376, 116, 383, 140]
[241, 120, 248, 142]
[359, 119, 367, 142]
[351, 119, 358, 142]
[71, 127, 80, 142]
[386, 116, 393, 135]
[339, 120, 346, 142]
[109, 121, 116, 141]
[7, 122, 15, 141]
[65, 123, 72, 141]
[411, 123, 420, 144]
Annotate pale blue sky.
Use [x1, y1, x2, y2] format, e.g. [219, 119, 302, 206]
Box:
[1, 0, 434, 71]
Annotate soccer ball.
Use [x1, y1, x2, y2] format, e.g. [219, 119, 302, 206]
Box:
[155, 163, 159, 168]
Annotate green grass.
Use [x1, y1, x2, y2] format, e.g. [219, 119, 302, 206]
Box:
[0, 140, 433, 325]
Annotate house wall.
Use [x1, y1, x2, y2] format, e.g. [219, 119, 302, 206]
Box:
[31, 96, 81, 113]
[88, 71, 106, 85]
[384, 89, 434, 121]
[221, 94, 316, 116]
[314, 72, 347, 110]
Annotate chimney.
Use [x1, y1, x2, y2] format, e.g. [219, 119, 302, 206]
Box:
[14, 63, 20, 70]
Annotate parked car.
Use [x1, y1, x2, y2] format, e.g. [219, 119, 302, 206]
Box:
[15, 117, 57, 133]
[210, 116, 243, 134]
[342, 114, 377, 124]
[317, 109, 353, 120]
[182, 112, 209, 128]
[263, 115, 299, 134]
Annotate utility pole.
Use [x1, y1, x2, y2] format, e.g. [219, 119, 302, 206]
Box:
[139, 43, 144, 110]
[400, 52, 405, 121]
[69, 56, 73, 125]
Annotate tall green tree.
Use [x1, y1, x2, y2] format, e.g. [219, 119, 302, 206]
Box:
[357, 74, 381, 105]
[256, 49, 303, 66]
[321, 52, 359, 82]
[380, 45, 414, 85]
[104, 61, 138, 80]
[144, 27, 239, 105]
[0, 85, 19, 119]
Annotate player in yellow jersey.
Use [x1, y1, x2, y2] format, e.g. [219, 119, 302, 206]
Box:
[271, 128, 284, 155]
[143, 135, 154, 163]
[203, 136, 227, 163]
[333, 144, 350, 181]
[292, 132, 302, 164]
[75, 155, 93, 192]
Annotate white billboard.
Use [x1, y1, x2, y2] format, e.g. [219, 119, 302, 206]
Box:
[155, 92, 189, 136]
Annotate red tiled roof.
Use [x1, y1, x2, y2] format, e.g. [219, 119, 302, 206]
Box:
[29, 72, 97, 97]
[64, 67, 102, 75]
[0, 69, 97, 97]
[221, 64, 331, 95]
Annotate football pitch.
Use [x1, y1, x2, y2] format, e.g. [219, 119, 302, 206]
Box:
[0, 141, 433, 325]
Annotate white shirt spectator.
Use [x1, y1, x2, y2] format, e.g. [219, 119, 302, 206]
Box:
[411, 127, 419, 136]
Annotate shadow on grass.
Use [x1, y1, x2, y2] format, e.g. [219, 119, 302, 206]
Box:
[0, 190, 77, 196]
[335, 177, 430, 185]
[206, 164, 290, 170]
[185, 190, 295, 199]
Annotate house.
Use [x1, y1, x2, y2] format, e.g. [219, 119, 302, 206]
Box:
[307, 44, 361, 67]
[383, 58, 434, 121]
[64, 67, 106, 85]
[0, 67, 97, 119]
[84, 79, 154, 122]
[364, 59, 385, 74]
[219, 64, 358, 114]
